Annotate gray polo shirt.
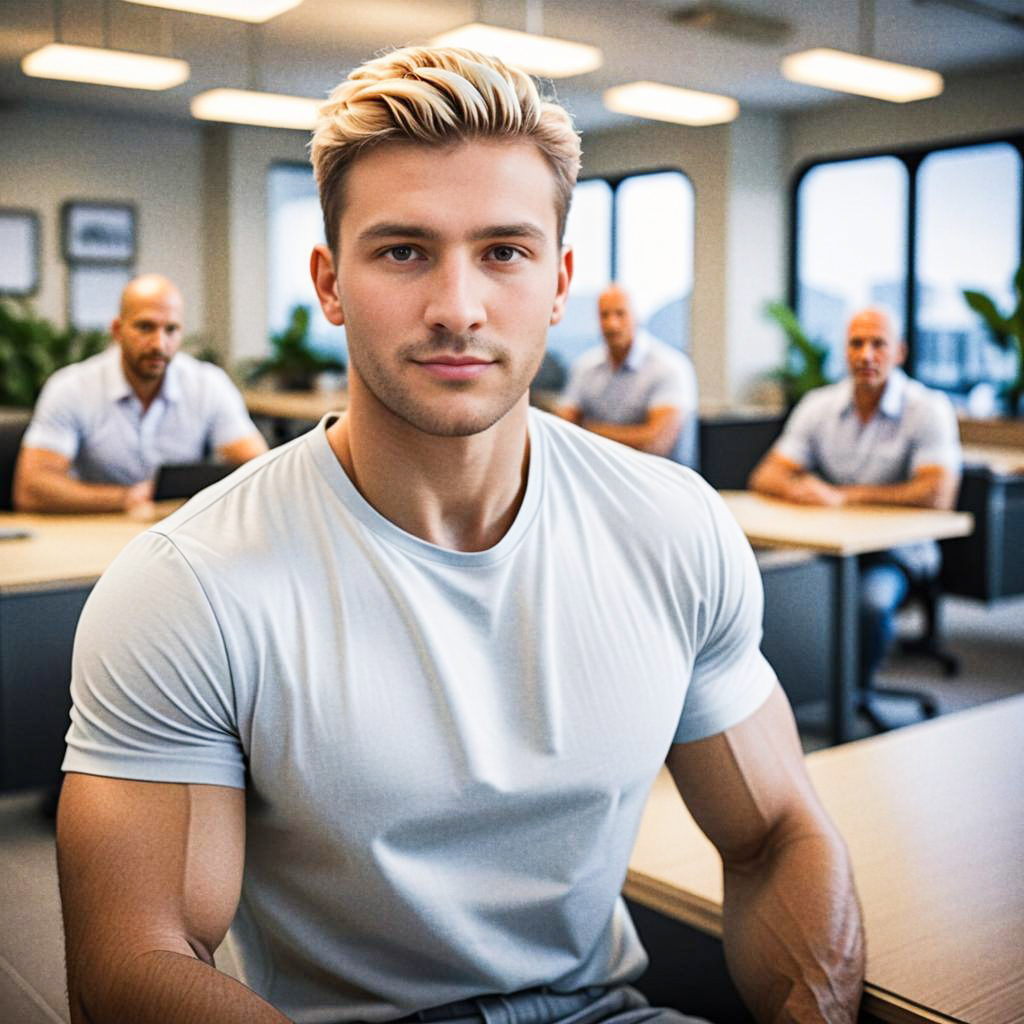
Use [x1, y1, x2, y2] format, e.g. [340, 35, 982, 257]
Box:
[772, 368, 961, 574]
[560, 330, 699, 469]
[23, 346, 260, 484]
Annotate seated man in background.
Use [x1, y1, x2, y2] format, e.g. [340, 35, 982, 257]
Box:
[748, 306, 962, 706]
[556, 284, 699, 468]
[13, 273, 267, 513]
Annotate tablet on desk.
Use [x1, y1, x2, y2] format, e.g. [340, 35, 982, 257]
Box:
[153, 463, 234, 501]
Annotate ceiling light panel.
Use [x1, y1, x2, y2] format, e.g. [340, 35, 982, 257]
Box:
[781, 48, 944, 103]
[603, 81, 739, 126]
[191, 88, 321, 130]
[122, 0, 303, 23]
[21, 44, 190, 90]
[430, 23, 602, 78]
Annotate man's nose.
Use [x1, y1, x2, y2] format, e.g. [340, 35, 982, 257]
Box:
[423, 257, 486, 337]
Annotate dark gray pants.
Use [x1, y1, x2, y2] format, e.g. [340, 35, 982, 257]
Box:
[395, 985, 711, 1024]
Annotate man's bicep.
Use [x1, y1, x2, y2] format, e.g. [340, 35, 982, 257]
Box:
[666, 682, 826, 866]
[218, 433, 268, 465]
[57, 774, 245, 974]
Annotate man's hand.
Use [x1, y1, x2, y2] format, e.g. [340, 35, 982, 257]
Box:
[787, 472, 844, 507]
[122, 478, 155, 514]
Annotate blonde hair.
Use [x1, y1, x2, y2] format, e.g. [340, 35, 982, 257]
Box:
[310, 46, 582, 253]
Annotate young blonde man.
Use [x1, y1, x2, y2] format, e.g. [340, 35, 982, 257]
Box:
[57, 48, 864, 1024]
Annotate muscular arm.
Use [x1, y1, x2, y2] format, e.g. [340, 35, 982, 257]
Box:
[580, 405, 683, 456]
[218, 432, 269, 465]
[750, 451, 958, 510]
[57, 773, 291, 1024]
[13, 447, 152, 513]
[667, 684, 865, 1023]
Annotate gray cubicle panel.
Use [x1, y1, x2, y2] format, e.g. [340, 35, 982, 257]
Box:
[0, 584, 90, 792]
[756, 549, 835, 709]
[698, 413, 786, 491]
[941, 466, 1024, 602]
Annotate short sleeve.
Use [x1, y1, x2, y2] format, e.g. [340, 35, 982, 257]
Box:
[673, 487, 777, 743]
[203, 365, 262, 451]
[770, 392, 821, 471]
[558, 359, 586, 411]
[910, 390, 961, 475]
[63, 530, 246, 788]
[21, 369, 84, 460]
[647, 353, 697, 414]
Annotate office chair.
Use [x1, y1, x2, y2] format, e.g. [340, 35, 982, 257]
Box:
[897, 574, 960, 676]
[0, 412, 31, 510]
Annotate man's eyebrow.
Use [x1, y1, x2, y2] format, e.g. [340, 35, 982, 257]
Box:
[356, 222, 548, 244]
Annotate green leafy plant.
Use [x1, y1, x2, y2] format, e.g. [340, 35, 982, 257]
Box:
[247, 305, 345, 391]
[0, 300, 107, 408]
[964, 266, 1024, 416]
[764, 300, 830, 406]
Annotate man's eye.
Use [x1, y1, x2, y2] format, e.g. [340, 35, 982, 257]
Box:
[489, 245, 522, 263]
[387, 246, 418, 262]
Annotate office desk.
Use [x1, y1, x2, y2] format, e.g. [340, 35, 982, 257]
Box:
[0, 508, 175, 792]
[626, 695, 1024, 1024]
[720, 492, 974, 743]
[242, 388, 347, 424]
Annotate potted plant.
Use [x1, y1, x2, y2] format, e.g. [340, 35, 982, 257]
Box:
[247, 305, 345, 392]
[963, 266, 1024, 416]
[764, 300, 830, 408]
[0, 300, 107, 408]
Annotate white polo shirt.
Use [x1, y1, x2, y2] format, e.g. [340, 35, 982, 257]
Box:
[22, 346, 260, 484]
[560, 331, 699, 469]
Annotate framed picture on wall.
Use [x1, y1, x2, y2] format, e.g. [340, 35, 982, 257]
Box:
[0, 208, 40, 296]
[62, 201, 136, 264]
[68, 265, 133, 330]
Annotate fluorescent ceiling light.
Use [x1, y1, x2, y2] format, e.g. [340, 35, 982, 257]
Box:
[603, 81, 739, 127]
[191, 88, 321, 130]
[781, 48, 943, 103]
[121, 0, 303, 23]
[21, 43, 189, 90]
[430, 23, 602, 78]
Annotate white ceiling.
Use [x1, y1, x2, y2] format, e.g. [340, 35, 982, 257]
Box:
[1, 0, 1023, 133]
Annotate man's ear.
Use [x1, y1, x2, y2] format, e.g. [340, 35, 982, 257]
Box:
[550, 245, 574, 326]
[110, 317, 122, 342]
[310, 244, 345, 326]
[896, 340, 908, 366]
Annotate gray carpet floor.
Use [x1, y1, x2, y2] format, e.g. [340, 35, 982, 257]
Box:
[2, 592, 1022, 1023]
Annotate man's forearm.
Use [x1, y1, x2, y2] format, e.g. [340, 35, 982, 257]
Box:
[71, 949, 292, 1024]
[840, 473, 954, 509]
[721, 826, 865, 1023]
[582, 416, 677, 456]
[16, 471, 134, 513]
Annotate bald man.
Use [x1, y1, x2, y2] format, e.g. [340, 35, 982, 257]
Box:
[14, 275, 267, 513]
[749, 308, 961, 721]
[556, 284, 699, 468]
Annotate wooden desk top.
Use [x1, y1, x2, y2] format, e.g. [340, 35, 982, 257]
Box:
[720, 491, 974, 557]
[962, 443, 1024, 477]
[0, 504, 179, 594]
[626, 695, 1024, 1024]
[243, 388, 347, 422]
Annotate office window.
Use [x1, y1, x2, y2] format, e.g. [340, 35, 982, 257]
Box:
[266, 163, 342, 358]
[546, 170, 694, 382]
[915, 143, 1022, 396]
[795, 156, 909, 380]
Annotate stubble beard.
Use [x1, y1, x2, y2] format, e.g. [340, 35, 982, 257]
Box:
[349, 329, 543, 438]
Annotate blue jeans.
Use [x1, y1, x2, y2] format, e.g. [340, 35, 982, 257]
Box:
[859, 554, 912, 687]
[394, 986, 711, 1024]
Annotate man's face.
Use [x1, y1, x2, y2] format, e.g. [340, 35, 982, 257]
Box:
[846, 310, 904, 393]
[598, 288, 635, 365]
[312, 139, 571, 438]
[113, 288, 184, 385]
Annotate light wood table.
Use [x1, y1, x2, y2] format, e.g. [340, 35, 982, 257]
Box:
[0, 506, 178, 791]
[720, 492, 974, 743]
[962, 443, 1024, 477]
[242, 388, 348, 424]
[626, 694, 1024, 1024]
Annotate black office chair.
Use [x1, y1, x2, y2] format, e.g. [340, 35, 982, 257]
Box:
[897, 574, 960, 676]
[0, 412, 31, 510]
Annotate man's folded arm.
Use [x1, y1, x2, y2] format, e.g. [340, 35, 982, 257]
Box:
[13, 447, 152, 513]
[57, 772, 292, 1024]
[666, 683, 865, 1023]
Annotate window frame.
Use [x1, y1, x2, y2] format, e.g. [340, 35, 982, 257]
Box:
[789, 132, 1024, 380]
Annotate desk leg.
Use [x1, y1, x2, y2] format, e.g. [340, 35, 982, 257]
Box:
[830, 554, 859, 745]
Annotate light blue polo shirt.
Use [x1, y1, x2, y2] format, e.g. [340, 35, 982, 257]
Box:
[772, 368, 961, 574]
[560, 330, 699, 469]
[22, 345, 260, 485]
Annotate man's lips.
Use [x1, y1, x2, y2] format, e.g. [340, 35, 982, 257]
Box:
[413, 355, 495, 381]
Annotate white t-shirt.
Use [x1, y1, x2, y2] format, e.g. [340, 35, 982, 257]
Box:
[64, 410, 775, 1023]
[23, 346, 259, 484]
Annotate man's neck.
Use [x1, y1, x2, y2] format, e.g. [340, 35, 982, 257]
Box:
[852, 381, 884, 423]
[120, 357, 163, 412]
[327, 381, 532, 553]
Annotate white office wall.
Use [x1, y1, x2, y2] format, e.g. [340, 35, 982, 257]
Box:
[0, 104, 206, 337]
